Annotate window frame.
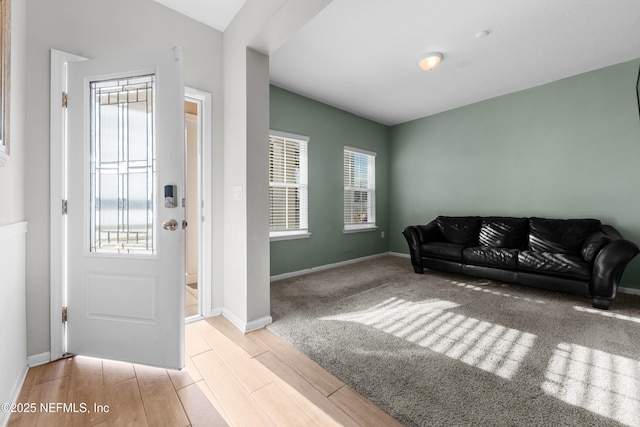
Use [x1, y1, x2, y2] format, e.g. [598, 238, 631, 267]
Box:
[343, 145, 377, 233]
[269, 130, 310, 241]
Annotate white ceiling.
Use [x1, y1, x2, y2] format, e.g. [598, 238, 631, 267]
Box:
[152, 0, 246, 31]
[157, 0, 640, 126]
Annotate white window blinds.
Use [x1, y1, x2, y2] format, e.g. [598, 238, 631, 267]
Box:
[269, 132, 308, 236]
[344, 146, 376, 230]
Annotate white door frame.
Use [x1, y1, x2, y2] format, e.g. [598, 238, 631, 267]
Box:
[49, 49, 213, 361]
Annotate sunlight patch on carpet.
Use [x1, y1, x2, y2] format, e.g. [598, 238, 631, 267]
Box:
[542, 342, 640, 427]
[319, 297, 537, 380]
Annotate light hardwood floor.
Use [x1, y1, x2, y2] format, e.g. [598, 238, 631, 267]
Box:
[8, 316, 401, 427]
[185, 284, 199, 318]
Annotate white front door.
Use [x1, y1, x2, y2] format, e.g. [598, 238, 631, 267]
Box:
[66, 47, 185, 369]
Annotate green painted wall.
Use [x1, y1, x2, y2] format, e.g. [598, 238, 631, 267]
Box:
[270, 59, 640, 287]
[269, 86, 390, 276]
[390, 59, 640, 288]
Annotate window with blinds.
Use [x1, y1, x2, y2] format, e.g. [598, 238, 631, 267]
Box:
[344, 146, 376, 231]
[269, 131, 309, 239]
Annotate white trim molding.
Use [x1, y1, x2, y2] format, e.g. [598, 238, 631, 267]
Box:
[270, 231, 311, 241]
[50, 49, 87, 362]
[343, 225, 378, 234]
[0, 221, 27, 239]
[27, 351, 52, 367]
[389, 251, 410, 258]
[222, 308, 272, 333]
[270, 252, 390, 282]
[619, 286, 640, 296]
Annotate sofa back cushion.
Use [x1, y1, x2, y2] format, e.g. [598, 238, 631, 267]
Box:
[479, 217, 529, 249]
[436, 216, 481, 246]
[528, 217, 601, 255]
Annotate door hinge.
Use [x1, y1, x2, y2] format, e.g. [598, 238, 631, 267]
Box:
[62, 199, 68, 215]
[62, 91, 68, 108]
[62, 307, 68, 323]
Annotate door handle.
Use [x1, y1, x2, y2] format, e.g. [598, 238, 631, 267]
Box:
[162, 219, 178, 231]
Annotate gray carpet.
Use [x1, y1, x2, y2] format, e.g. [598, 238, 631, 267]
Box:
[268, 256, 640, 427]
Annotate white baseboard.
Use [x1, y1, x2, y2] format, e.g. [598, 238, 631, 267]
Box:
[208, 306, 224, 316]
[222, 308, 272, 333]
[270, 252, 391, 282]
[619, 286, 640, 296]
[389, 251, 409, 258]
[246, 315, 273, 332]
[27, 351, 51, 367]
[0, 221, 28, 241]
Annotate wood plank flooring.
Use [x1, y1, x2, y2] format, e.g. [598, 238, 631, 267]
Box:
[8, 316, 401, 427]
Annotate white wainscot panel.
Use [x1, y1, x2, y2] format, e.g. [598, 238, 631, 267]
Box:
[86, 273, 159, 325]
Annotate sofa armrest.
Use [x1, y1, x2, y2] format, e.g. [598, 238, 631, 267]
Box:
[402, 226, 424, 273]
[590, 238, 639, 309]
[402, 220, 443, 274]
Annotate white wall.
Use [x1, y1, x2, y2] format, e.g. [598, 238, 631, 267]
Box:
[245, 48, 271, 324]
[25, 0, 224, 357]
[221, 0, 332, 330]
[0, 223, 28, 426]
[0, 0, 28, 423]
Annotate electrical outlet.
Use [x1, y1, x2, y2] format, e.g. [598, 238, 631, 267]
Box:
[381, 231, 385, 238]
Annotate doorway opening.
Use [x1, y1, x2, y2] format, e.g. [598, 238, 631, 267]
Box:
[184, 88, 212, 323]
[184, 100, 199, 319]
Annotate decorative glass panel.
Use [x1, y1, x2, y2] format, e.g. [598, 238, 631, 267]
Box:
[90, 75, 155, 254]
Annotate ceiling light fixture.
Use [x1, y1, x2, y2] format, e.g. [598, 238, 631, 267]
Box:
[418, 52, 443, 71]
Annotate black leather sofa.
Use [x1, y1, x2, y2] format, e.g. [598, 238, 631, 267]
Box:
[402, 216, 639, 309]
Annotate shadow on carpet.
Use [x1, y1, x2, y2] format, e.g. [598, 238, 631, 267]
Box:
[268, 256, 640, 427]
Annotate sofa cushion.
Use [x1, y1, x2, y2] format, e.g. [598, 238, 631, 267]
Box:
[436, 216, 481, 246]
[528, 218, 601, 255]
[463, 247, 519, 269]
[479, 217, 529, 249]
[421, 242, 465, 261]
[518, 251, 591, 280]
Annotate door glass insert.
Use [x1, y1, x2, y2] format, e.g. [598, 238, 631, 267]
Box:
[90, 75, 156, 254]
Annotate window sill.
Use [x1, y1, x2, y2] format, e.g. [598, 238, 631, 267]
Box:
[270, 231, 312, 242]
[343, 225, 378, 234]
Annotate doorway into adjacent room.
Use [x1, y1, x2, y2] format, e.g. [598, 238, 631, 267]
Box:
[184, 100, 200, 319]
[183, 87, 212, 323]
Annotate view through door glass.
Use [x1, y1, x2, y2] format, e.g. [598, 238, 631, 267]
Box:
[90, 75, 156, 255]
